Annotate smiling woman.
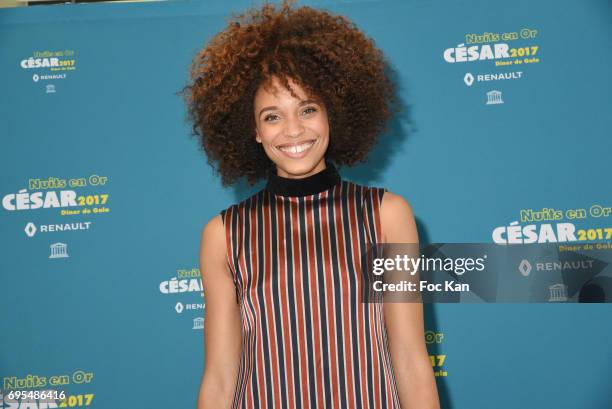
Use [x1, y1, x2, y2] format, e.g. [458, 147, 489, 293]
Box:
[180, 1, 440, 408]
[179, 0, 398, 187]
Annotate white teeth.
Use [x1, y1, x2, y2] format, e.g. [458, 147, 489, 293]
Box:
[279, 141, 314, 154]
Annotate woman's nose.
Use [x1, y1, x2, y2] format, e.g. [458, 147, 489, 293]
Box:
[285, 116, 305, 138]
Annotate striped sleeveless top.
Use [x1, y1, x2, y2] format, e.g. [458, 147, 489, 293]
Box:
[219, 163, 400, 408]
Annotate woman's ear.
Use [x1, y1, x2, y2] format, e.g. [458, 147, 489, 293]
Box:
[255, 128, 262, 143]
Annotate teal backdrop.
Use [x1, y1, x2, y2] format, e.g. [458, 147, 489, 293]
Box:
[1, 0, 611, 408]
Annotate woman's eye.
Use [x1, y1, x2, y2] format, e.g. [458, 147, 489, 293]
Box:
[264, 114, 280, 122]
[264, 107, 316, 122]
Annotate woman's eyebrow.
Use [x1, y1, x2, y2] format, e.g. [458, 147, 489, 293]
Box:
[299, 99, 318, 106]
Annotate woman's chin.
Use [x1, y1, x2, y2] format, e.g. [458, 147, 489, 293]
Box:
[274, 157, 325, 178]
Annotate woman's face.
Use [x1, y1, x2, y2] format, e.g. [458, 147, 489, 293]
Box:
[254, 76, 329, 179]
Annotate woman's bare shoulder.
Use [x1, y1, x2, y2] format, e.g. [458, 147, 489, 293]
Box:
[380, 190, 413, 210]
[200, 214, 228, 274]
[202, 213, 225, 241]
[380, 190, 418, 243]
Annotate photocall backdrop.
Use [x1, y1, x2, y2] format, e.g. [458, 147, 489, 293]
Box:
[1, 0, 611, 408]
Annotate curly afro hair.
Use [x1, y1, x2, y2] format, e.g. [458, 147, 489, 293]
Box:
[179, 0, 399, 186]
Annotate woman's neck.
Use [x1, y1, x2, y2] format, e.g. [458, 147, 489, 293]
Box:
[266, 160, 341, 197]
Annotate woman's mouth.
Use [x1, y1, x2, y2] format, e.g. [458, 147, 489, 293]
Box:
[276, 140, 316, 159]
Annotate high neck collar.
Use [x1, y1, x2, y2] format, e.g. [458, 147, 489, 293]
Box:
[266, 160, 341, 197]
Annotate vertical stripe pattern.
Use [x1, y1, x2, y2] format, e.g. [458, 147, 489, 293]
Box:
[220, 180, 400, 408]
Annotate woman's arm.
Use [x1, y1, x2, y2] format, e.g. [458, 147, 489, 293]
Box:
[380, 192, 440, 409]
[197, 215, 242, 409]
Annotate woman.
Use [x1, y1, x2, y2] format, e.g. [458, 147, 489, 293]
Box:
[182, 1, 440, 408]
